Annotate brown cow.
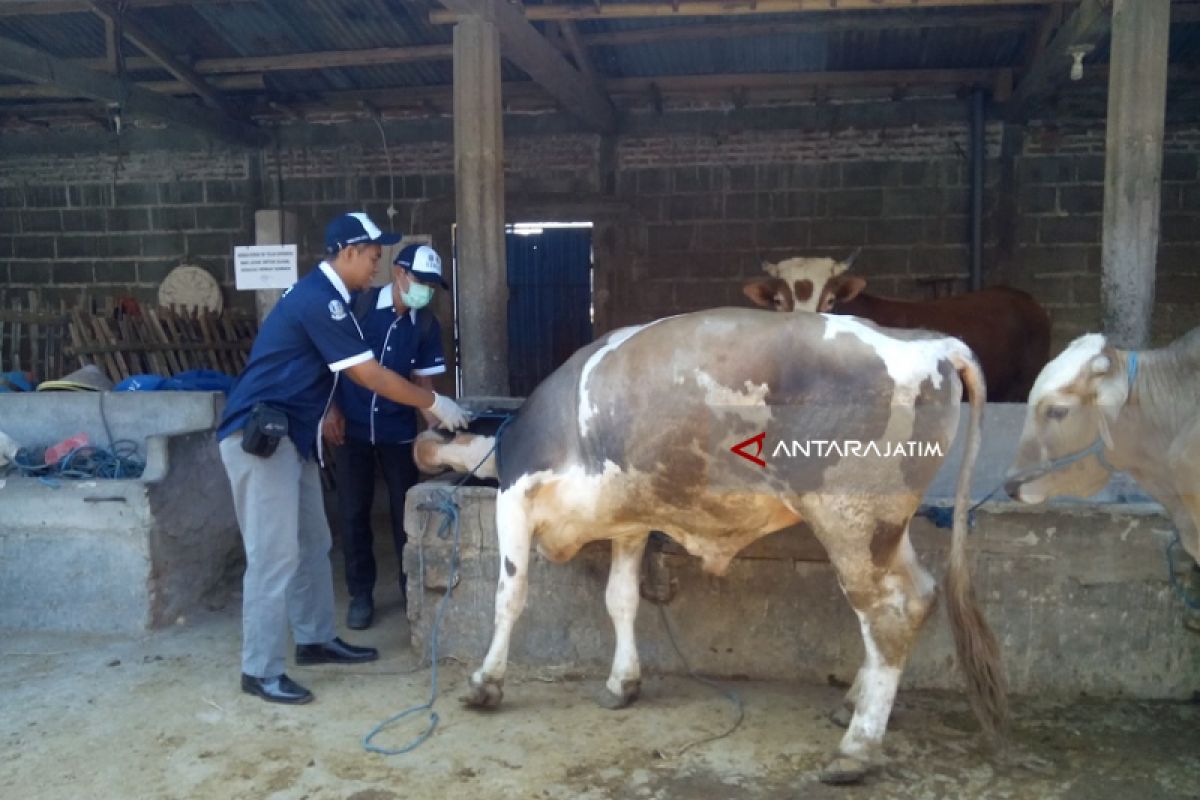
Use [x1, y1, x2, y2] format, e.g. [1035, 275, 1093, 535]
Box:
[743, 253, 1051, 402]
[416, 307, 1007, 784]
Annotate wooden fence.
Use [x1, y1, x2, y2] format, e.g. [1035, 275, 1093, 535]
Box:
[0, 291, 257, 386]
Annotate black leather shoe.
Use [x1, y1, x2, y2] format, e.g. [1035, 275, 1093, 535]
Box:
[241, 673, 313, 705]
[347, 595, 373, 630]
[295, 637, 379, 665]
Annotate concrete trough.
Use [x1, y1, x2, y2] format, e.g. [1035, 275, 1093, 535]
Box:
[0, 392, 240, 633]
[404, 403, 1199, 699]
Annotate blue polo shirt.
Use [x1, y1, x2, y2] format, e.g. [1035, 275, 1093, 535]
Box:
[217, 262, 375, 459]
[336, 283, 446, 444]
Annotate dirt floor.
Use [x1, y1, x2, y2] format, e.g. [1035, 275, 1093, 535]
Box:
[3, 569, 1199, 800]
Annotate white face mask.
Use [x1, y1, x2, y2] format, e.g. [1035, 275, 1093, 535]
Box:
[400, 281, 434, 310]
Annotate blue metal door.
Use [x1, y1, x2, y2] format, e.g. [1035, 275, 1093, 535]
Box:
[506, 226, 593, 397]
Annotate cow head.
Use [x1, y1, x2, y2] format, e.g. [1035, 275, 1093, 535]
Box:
[413, 430, 498, 479]
[1004, 333, 1128, 504]
[743, 249, 864, 312]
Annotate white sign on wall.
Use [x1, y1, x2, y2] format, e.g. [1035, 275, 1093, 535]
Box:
[234, 245, 298, 290]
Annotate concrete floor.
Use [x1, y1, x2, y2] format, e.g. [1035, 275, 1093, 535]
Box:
[2, 555, 1199, 800]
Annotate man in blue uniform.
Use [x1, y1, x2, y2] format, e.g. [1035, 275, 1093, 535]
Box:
[217, 213, 471, 705]
[321, 244, 448, 629]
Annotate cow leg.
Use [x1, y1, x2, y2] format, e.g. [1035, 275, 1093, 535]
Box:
[462, 489, 532, 709]
[598, 535, 649, 710]
[818, 524, 936, 785]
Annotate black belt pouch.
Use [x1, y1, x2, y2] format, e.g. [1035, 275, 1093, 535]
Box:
[241, 403, 289, 457]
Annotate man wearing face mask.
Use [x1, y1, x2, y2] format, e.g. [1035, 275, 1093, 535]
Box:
[218, 215, 471, 706]
[321, 244, 451, 630]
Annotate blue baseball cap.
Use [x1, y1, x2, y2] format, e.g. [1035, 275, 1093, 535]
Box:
[394, 244, 449, 289]
[324, 212, 401, 253]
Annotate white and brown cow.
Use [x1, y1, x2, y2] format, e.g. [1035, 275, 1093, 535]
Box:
[744, 253, 1052, 402]
[1005, 327, 1200, 579]
[416, 307, 1006, 784]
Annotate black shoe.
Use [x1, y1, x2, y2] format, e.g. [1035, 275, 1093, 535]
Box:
[347, 595, 373, 630]
[295, 637, 379, 666]
[241, 673, 313, 705]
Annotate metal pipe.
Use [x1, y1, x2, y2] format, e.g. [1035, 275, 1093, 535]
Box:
[969, 87, 985, 292]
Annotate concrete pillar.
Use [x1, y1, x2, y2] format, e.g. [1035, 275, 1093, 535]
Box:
[252, 209, 298, 324]
[453, 13, 509, 396]
[1101, 0, 1170, 348]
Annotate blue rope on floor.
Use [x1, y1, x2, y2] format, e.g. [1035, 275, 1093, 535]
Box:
[362, 414, 513, 755]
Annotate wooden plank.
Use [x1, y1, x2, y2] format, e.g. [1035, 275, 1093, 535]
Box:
[11, 297, 21, 373]
[432, 0, 1064, 23]
[0, 34, 268, 146]
[0, 0, 253, 17]
[0, 73, 264, 100]
[27, 290, 38, 382]
[440, 0, 616, 134]
[145, 308, 182, 375]
[91, 316, 128, 381]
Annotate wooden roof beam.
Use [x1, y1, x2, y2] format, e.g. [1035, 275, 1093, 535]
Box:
[0, 73, 263, 99]
[432, 0, 1067, 24]
[76, 45, 455, 76]
[0, 35, 267, 146]
[61, 7, 1036, 79]
[438, 0, 616, 134]
[88, 1, 238, 116]
[0, 0, 252, 16]
[1009, 0, 1111, 118]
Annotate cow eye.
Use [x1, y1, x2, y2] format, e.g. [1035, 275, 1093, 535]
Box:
[1046, 405, 1069, 421]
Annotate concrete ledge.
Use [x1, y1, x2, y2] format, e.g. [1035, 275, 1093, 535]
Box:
[0, 392, 241, 633]
[404, 485, 1197, 701]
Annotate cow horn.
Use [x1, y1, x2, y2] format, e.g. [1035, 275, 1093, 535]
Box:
[843, 247, 863, 268]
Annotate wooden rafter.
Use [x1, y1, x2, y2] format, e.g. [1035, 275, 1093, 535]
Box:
[0, 0, 251, 16]
[0, 35, 267, 146]
[0, 73, 263, 100]
[88, 1, 237, 115]
[63, 6, 1030, 79]
[438, 0, 616, 134]
[1010, 0, 1112, 117]
[76, 44, 455, 75]
[431, 0, 1067, 24]
[559, 21, 598, 83]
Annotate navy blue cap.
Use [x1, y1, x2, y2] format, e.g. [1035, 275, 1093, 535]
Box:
[394, 244, 448, 289]
[324, 212, 401, 253]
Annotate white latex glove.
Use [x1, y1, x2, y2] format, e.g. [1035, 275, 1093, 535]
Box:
[428, 392, 472, 432]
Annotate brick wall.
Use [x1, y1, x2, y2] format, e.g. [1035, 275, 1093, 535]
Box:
[1012, 124, 1200, 347]
[611, 123, 1001, 330]
[2, 116, 1198, 355]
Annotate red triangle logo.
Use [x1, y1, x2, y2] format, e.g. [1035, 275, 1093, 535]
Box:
[730, 431, 767, 468]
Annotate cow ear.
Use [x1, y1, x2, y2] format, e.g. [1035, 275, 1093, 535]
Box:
[835, 275, 867, 303]
[743, 278, 792, 311]
[1092, 347, 1128, 435]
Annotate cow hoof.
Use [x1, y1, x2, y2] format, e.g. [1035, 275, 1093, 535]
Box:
[828, 704, 854, 729]
[597, 679, 640, 710]
[460, 676, 504, 709]
[818, 755, 873, 785]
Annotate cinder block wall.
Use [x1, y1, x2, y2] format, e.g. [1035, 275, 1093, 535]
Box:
[2, 118, 1198, 354]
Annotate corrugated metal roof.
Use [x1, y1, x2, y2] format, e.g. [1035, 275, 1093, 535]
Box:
[0, 1, 1197, 119]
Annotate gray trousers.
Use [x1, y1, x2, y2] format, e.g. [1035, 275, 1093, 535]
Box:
[219, 435, 336, 678]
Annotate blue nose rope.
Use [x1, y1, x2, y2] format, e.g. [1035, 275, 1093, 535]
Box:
[362, 414, 512, 755]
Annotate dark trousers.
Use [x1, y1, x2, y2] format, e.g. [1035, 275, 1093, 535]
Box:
[333, 437, 418, 600]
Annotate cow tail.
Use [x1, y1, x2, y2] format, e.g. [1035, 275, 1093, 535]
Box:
[945, 350, 1009, 745]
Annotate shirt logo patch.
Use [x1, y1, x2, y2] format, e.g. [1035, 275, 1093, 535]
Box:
[328, 299, 347, 321]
